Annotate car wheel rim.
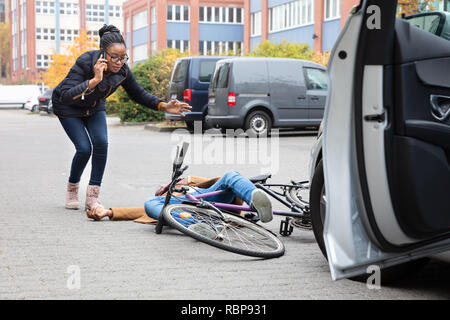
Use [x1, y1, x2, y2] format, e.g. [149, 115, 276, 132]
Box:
[319, 185, 326, 225]
[250, 116, 266, 133]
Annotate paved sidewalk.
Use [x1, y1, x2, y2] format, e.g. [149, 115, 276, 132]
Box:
[0, 110, 449, 300]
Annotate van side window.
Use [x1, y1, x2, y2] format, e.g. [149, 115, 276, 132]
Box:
[172, 60, 189, 82]
[304, 68, 328, 90]
[216, 63, 230, 88]
[199, 61, 217, 82]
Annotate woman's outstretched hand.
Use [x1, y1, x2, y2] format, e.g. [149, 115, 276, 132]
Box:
[161, 100, 192, 116]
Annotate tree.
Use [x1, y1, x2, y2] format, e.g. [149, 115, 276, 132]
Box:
[0, 22, 10, 81]
[43, 30, 98, 88]
[311, 51, 330, 66]
[247, 40, 315, 60]
[397, 0, 435, 17]
[114, 48, 188, 122]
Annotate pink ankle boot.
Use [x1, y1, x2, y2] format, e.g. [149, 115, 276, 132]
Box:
[85, 185, 104, 211]
[66, 182, 80, 210]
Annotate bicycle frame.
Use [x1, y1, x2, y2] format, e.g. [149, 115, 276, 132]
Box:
[183, 184, 307, 219]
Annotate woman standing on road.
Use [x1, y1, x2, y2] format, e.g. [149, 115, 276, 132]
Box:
[52, 24, 191, 212]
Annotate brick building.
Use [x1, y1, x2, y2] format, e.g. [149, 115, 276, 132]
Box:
[8, 0, 125, 83]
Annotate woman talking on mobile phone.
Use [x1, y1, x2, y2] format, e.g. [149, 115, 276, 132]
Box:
[52, 24, 191, 212]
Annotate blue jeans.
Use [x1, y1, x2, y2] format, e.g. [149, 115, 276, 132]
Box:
[144, 171, 256, 220]
[59, 111, 108, 186]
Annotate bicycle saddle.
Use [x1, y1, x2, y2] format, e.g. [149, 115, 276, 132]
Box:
[249, 173, 271, 184]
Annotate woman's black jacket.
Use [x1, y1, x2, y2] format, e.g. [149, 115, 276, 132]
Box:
[52, 50, 162, 117]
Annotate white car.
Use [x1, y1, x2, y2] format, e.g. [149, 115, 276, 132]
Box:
[308, 1, 450, 282]
[23, 93, 40, 112]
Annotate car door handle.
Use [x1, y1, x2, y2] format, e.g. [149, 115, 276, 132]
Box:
[311, 96, 320, 100]
[430, 94, 450, 121]
[297, 96, 306, 99]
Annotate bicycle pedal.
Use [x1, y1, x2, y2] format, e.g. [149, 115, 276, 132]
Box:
[244, 212, 260, 223]
[279, 218, 293, 237]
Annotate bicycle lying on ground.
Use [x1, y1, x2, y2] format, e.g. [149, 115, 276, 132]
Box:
[155, 142, 311, 259]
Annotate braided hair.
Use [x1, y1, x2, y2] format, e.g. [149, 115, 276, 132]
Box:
[98, 24, 126, 50]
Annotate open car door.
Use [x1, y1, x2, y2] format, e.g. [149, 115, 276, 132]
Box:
[322, 0, 450, 280]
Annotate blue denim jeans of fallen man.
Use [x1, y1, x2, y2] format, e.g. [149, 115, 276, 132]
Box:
[59, 111, 108, 186]
[144, 171, 256, 220]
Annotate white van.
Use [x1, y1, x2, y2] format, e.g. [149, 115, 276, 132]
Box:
[0, 85, 43, 110]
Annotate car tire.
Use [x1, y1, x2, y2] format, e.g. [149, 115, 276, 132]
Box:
[245, 110, 272, 136]
[310, 159, 327, 258]
[32, 105, 38, 112]
[309, 159, 430, 284]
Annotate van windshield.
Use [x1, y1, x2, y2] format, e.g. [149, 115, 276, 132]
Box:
[199, 61, 217, 82]
[172, 60, 189, 83]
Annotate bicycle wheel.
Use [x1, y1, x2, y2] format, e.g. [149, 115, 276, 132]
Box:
[288, 184, 312, 230]
[288, 183, 309, 208]
[162, 203, 285, 259]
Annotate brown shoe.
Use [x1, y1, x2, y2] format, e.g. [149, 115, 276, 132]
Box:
[66, 182, 80, 210]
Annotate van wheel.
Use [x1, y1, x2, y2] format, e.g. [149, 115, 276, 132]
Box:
[310, 159, 430, 284]
[185, 121, 194, 132]
[245, 110, 272, 136]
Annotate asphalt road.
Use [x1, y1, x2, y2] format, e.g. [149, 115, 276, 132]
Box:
[1, 109, 449, 300]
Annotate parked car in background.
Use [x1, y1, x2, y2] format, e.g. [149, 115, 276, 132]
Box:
[308, 2, 449, 283]
[206, 57, 327, 135]
[38, 88, 54, 114]
[0, 85, 42, 110]
[165, 56, 232, 131]
[23, 92, 40, 112]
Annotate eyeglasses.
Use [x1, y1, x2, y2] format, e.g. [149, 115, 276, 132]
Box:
[105, 51, 129, 64]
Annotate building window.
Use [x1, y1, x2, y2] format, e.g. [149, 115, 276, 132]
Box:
[151, 41, 157, 55]
[151, 7, 156, 23]
[251, 11, 261, 36]
[198, 40, 243, 55]
[199, 6, 243, 24]
[324, 0, 340, 20]
[36, 54, 51, 68]
[36, 1, 55, 14]
[167, 40, 190, 53]
[86, 30, 99, 41]
[57, 2, 79, 15]
[86, 3, 105, 22]
[109, 5, 122, 18]
[133, 44, 148, 63]
[269, 0, 314, 33]
[133, 10, 148, 30]
[167, 4, 189, 22]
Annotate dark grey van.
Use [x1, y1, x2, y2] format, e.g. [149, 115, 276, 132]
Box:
[205, 57, 328, 134]
[166, 56, 231, 130]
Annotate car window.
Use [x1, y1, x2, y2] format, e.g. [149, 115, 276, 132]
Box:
[172, 59, 189, 83]
[304, 68, 328, 90]
[214, 63, 230, 89]
[199, 61, 217, 82]
[406, 13, 441, 33]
